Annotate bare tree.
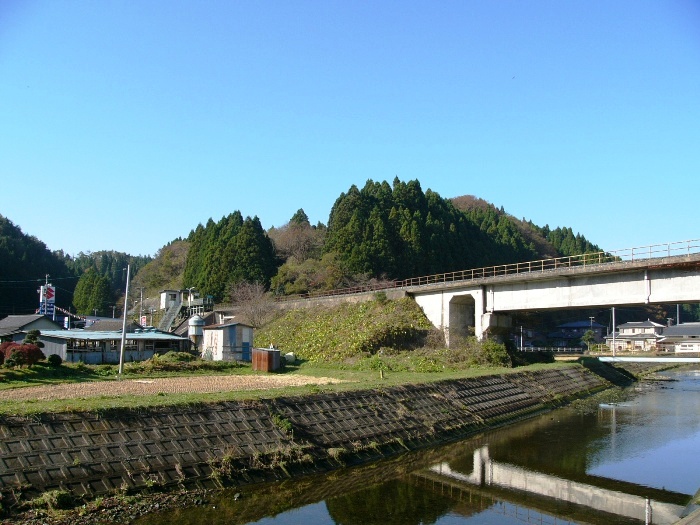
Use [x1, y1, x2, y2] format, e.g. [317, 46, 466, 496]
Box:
[229, 281, 277, 328]
[268, 221, 325, 263]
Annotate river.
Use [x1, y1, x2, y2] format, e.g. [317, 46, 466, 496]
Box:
[136, 366, 700, 525]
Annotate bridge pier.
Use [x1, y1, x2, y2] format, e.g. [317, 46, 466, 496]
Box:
[413, 287, 512, 346]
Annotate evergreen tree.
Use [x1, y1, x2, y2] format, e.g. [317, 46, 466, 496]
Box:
[183, 212, 277, 302]
[72, 268, 113, 315]
[0, 214, 75, 315]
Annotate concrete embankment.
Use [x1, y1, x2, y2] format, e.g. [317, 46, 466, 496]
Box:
[0, 362, 644, 506]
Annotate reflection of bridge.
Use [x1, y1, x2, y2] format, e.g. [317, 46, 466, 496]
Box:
[420, 446, 691, 525]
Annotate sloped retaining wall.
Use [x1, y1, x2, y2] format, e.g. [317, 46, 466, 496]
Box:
[0, 364, 617, 503]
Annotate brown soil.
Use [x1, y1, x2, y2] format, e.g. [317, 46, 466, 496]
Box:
[1, 374, 343, 402]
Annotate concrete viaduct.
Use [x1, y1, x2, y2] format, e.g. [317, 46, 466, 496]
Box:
[409, 245, 700, 345]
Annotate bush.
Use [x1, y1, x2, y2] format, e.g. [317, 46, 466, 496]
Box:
[4, 351, 26, 368]
[159, 351, 198, 363]
[34, 489, 74, 510]
[0, 342, 19, 362]
[1, 343, 45, 367]
[47, 354, 63, 367]
[447, 337, 512, 368]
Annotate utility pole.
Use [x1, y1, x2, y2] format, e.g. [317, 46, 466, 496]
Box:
[119, 264, 131, 376]
[612, 307, 616, 357]
[138, 287, 145, 320]
[520, 325, 523, 349]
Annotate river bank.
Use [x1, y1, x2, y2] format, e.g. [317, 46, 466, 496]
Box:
[0, 360, 664, 524]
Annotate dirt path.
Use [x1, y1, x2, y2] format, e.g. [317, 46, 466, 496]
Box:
[0, 374, 343, 402]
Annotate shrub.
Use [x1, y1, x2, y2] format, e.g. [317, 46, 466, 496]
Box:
[1, 343, 45, 367]
[0, 342, 19, 362]
[47, 354, 63, 367]
[34, 489, 74, 510]
[21, 344, 45, 366]
[159, 351, 197, 363]
[480, 340, 512, 367]
[5, 350, 26, 368]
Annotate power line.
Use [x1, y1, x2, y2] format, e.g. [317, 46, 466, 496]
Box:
[0, 275, 80, 284]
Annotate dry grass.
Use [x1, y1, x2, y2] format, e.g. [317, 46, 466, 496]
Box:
[0, 374, 343, 402]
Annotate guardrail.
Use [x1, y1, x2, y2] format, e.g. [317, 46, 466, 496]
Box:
[278, 239, 700, 301]
[517, 347, 584, 353]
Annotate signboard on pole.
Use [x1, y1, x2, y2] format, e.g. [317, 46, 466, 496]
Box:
[39, 284, 56, 317]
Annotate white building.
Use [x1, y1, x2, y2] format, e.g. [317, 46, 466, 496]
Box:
[605, 320, 665, 353]
[202, 322, 254, 362]
[658, 322, 700, 353]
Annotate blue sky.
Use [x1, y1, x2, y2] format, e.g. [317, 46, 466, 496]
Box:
[1, 1, 699, 258]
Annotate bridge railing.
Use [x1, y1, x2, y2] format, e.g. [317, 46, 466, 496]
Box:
[517, 346, 584, 353]
[277, 239, 700, 301]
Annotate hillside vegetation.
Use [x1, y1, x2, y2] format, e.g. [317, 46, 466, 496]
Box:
[254, 296, 527, 372]
[255, 297, 435, 363]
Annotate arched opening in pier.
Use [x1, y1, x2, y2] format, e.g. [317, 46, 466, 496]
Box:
[448, 294, 476, 347]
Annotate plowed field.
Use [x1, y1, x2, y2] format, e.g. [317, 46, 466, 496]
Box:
[1, 374, 342, 401]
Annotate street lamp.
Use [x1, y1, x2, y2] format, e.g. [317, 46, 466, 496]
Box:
[186, 287, 195, 313]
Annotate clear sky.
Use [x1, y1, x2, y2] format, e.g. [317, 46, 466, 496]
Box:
[1, 1, 699, 258]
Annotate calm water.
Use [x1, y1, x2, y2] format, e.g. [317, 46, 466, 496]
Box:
[137, 367, 700, 525]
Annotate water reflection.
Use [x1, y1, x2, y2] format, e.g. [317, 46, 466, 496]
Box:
[136, 368, 700, 525]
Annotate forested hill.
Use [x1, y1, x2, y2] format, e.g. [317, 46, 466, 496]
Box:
[1, 177, 602, 314]
[0, 215, 74, 316]
[450, 194, 602, 258]
[0, 214, 151, 316]
[322, 179, 602, 280]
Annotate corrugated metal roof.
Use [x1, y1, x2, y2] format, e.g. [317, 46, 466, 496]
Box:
[39, 330, 186, 341]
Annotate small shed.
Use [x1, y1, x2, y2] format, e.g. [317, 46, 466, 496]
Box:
[202, 322, 254, 362]
[252, 347, 281, 372]
[160, 289, 183, 310]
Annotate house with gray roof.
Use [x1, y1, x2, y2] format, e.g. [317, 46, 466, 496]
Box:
[658, 322, 700, 354]
[605, 319, 665, 353]
[0, 314, 63, 343]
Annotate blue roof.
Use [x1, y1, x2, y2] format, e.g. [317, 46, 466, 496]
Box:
[557, 321, 605, 329]
[39, 329, 186, 341]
